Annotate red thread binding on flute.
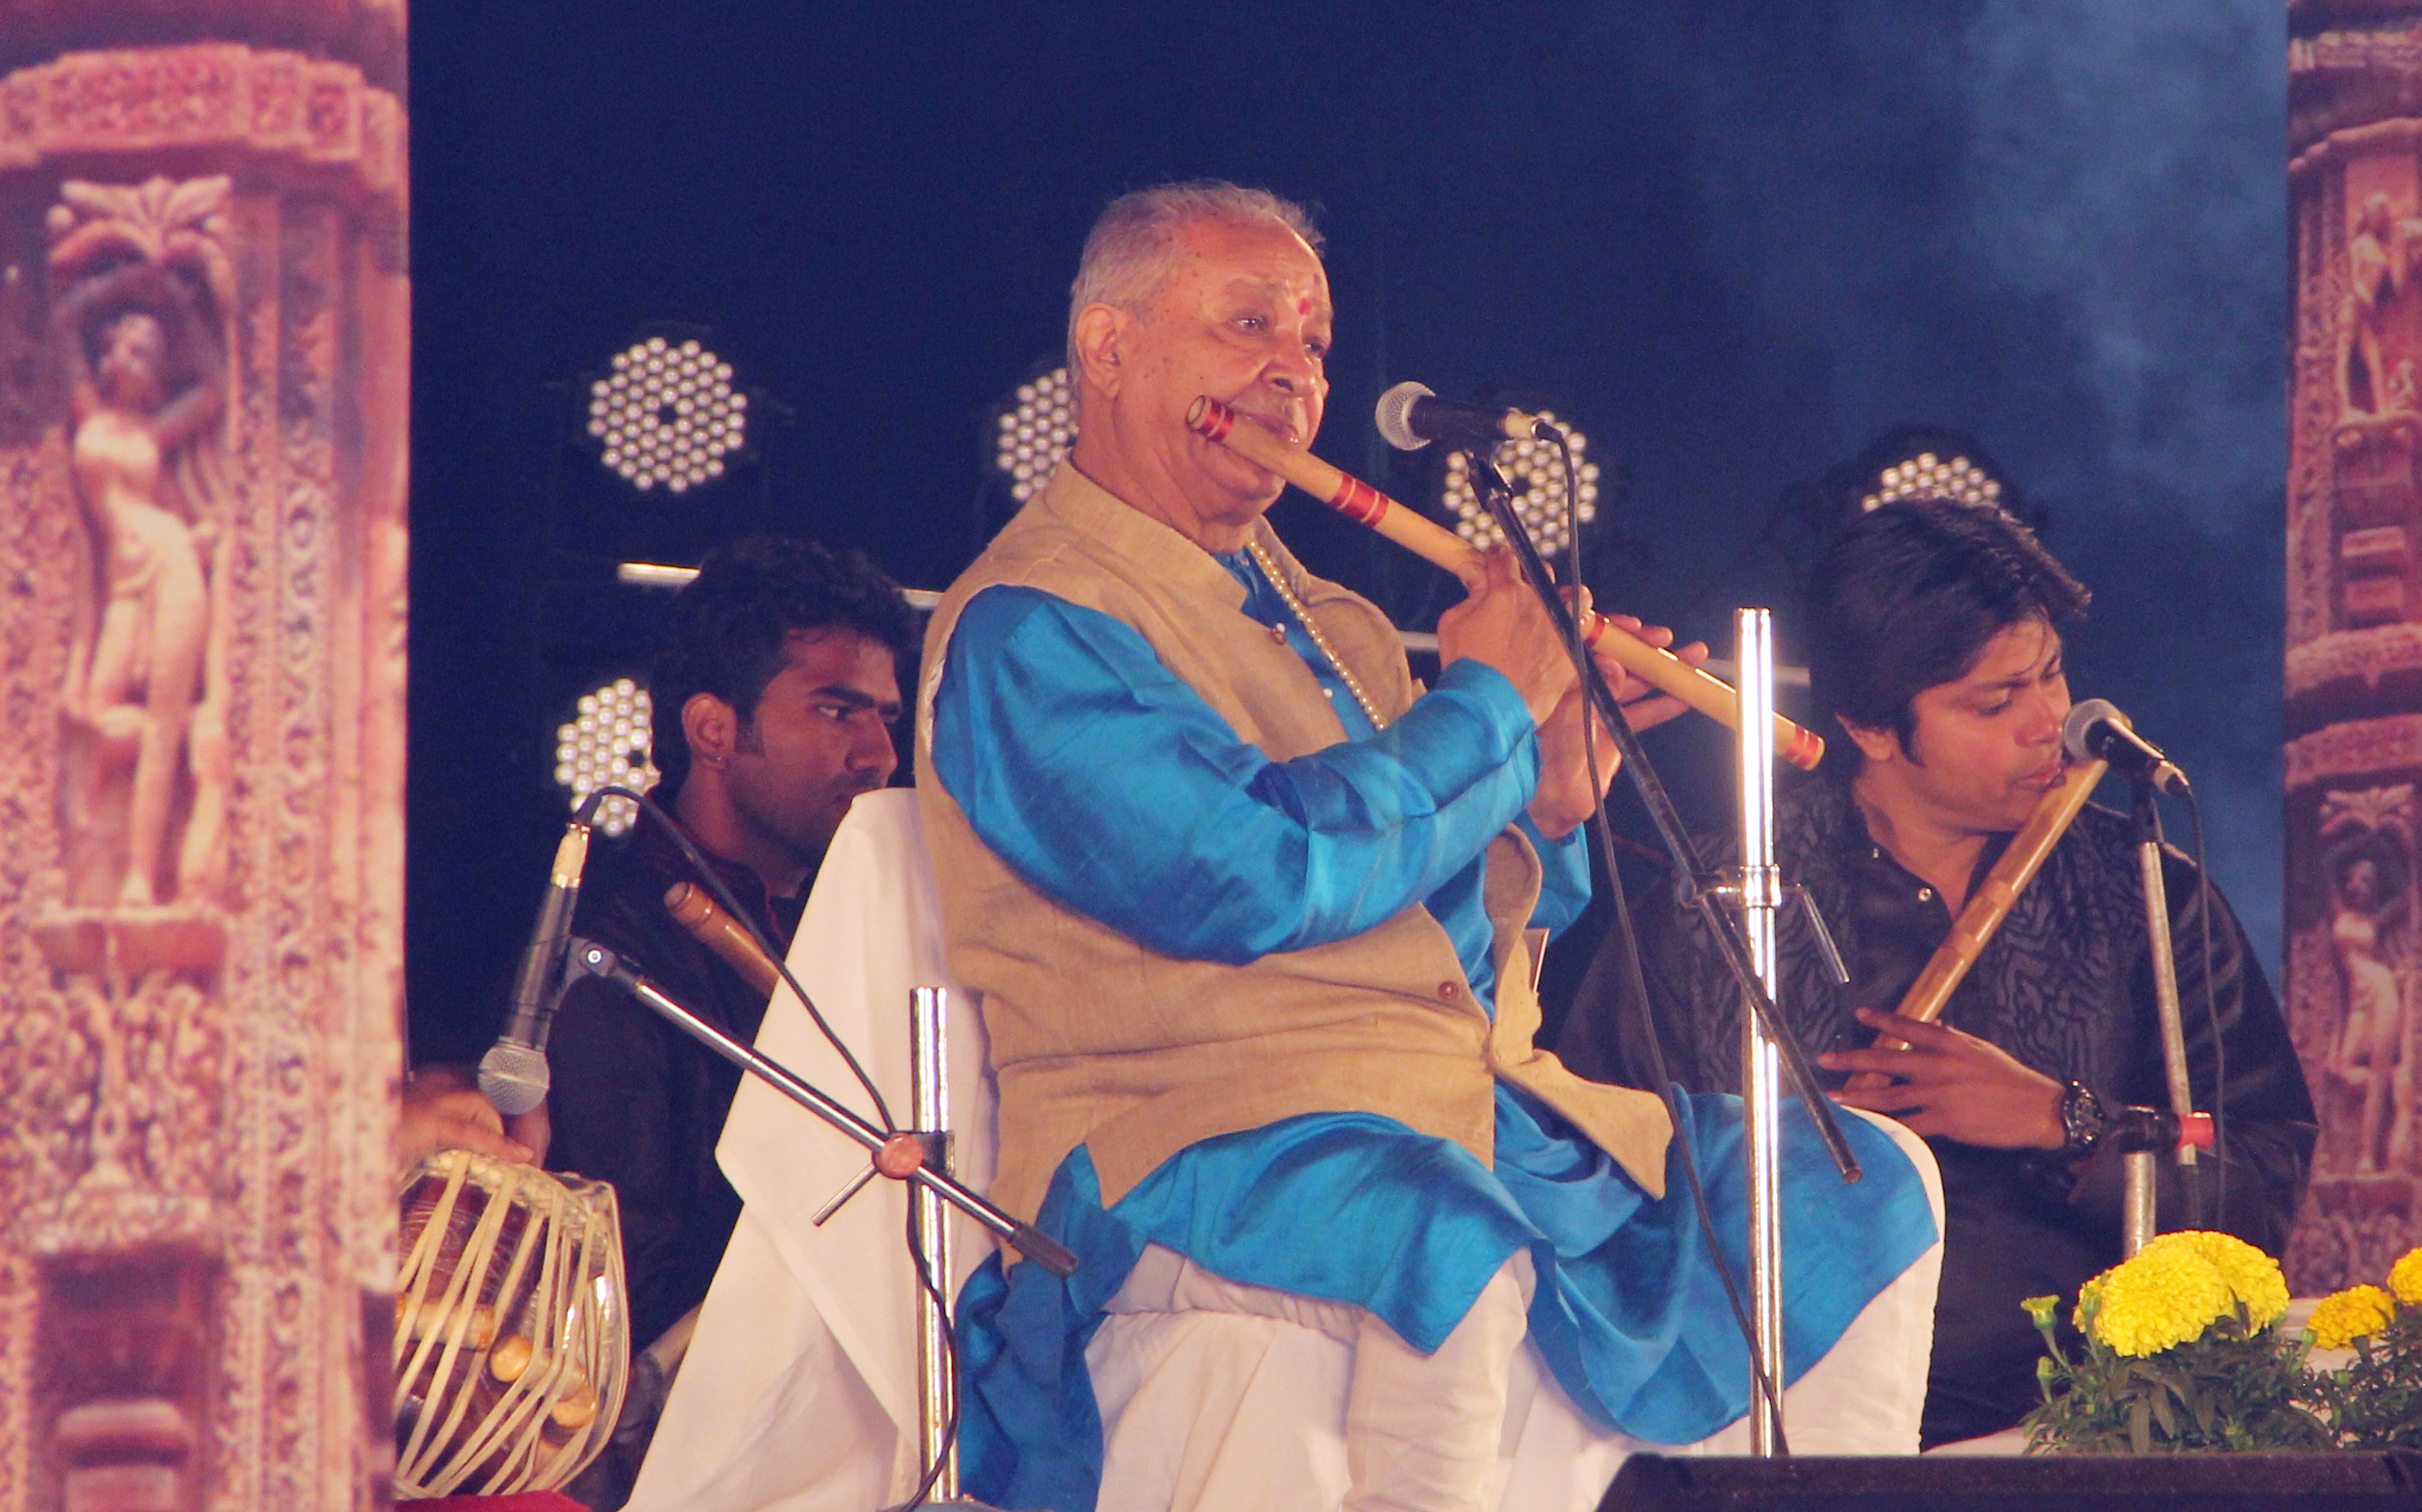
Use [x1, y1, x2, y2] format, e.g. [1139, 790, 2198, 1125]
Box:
[1328, 474, 1387, 526]
[1187, 397, 1237, 443]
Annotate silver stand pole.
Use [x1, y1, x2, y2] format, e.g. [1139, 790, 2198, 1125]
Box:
[1735, 608, 1786, 1455]
[910, 987, 960, 1502]
[888, 987, 1002, 1512]
[2121, 783, 2198, 1256]
[2121, 1151, 2157, 1256]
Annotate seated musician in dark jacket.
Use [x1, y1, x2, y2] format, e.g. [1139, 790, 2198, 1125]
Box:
[540, 535, 912, 1505]
[1554, 497, 2315, 1447]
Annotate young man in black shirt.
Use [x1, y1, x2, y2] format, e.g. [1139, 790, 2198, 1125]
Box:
[540, 535, 912, 1503]
[1554, 498, 2315, 1447]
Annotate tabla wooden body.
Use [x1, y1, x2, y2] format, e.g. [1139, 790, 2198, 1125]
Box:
[395, 1149, 629, 1498]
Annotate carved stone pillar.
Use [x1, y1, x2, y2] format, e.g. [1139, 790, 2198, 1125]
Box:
[2286, 1, 2422, 1293]
[0, 4, 405, 1508]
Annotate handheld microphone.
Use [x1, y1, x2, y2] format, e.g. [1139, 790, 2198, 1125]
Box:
[479, 807, 598, 1116]
[2061, 698, 2187, 795]
[1374, 381, 1540, 450]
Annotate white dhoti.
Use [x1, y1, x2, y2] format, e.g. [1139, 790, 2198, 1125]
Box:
[1087, 1109, 1945, 1512]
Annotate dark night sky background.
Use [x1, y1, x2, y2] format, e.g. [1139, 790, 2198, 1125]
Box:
[406, 2, 2287, 1059]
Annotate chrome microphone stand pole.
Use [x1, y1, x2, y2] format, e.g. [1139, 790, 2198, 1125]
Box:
[2122, 779, 2202, 1253]
[907, 986, 975, 1507]
[1735, 609, 1787, 1455]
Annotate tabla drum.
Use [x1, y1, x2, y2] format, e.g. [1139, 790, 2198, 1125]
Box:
[394, 1148, 629, 1498]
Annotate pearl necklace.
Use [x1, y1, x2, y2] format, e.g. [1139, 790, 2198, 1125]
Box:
[1244, 538, 1387, 732]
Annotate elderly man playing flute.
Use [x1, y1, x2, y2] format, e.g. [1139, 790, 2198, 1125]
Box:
[1557, 498, 2318, 1449]
[916, 181, 1945, 1512]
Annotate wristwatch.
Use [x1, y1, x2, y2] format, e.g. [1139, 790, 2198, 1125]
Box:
[2058, 1080, 2107, 1159]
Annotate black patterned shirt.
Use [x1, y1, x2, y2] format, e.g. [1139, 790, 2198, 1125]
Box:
[1554, 773, 2316, 1446]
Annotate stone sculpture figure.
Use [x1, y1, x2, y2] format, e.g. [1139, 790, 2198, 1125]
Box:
[2324, 785, 2417, 1177]
[2331, 855, 2409, 1172]
[48, 178, 234, 912]
[2345, 193, 2401, 417]
[2334, 191, 2422, 420]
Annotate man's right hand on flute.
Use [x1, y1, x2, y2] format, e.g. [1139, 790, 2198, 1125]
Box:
[1437, 545, 1708, 839]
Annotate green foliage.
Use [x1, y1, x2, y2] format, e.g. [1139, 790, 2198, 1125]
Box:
[2306, 1311, 2422, 1452]
[2025, 1243, 2422, 1455]
[2023, 1294, 2334, 1454]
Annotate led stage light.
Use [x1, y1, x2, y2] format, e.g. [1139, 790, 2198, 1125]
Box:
[586, 336, 748, 494]
[1441, 414, 1600, 555]
[553, 676, 657, 836]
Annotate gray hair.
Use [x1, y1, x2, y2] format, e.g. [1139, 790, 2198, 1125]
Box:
[1066, 181, 1322, 373]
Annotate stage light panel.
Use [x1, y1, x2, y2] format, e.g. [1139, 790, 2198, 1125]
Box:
[1441, 414, 1601, 555]
[554, 676, 657, 836]
[1858, 449, 2002, 513]
[586, 336, 748, 494]
[991, 366, 1077, 503]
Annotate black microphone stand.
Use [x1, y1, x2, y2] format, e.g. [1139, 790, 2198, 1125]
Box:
[561, 937, 1078, 1278]
[1463, 454, 1859, 1182]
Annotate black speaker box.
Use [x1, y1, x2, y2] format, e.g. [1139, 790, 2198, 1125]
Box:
[1601, 1451, 2422, 1510]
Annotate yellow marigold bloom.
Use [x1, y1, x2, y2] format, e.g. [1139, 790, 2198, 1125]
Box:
[2307, 1285, 2397, 1349]
[2084, 1247, 2234, 1357]
[2389, 1247, 2422, 1308]
[2138, 1230, 2290, 1330]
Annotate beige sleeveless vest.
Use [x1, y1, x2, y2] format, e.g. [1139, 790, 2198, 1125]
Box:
[916, 464, 1671, 1223]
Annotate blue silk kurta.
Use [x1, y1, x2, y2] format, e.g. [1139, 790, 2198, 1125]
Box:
[928, 552, 1936, 1512]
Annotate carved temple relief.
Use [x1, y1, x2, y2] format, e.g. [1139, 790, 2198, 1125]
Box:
[6, 175, 244, 1512]
[47, 176, 236, 926]
[2287, 782, 2422, 1292]
[2287, 10, 2422, 1292]
[2320, 785, 2419, 1182]
[0, 23, 409, 1509]
[2332, 154, 2422, 631]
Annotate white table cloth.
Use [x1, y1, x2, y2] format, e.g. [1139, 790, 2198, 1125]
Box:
[627, 790, 995, 1512]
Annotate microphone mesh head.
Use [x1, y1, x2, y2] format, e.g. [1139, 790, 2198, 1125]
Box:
[2061, 697, 2123, 765]
[478, 1042, 552, 1116]
[1374, 381, 1435, 452]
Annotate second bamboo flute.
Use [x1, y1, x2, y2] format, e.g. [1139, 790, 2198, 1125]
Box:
[1843, 757, 2109, 1090]
[1185, 396, 1823, 771]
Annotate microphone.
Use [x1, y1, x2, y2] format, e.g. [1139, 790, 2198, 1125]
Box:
[2061, 698, 2187, 795]
[1374, 381, 1541, 450]
[479, 808, 597, 1116]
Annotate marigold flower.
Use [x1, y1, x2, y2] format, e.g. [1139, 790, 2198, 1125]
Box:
[2138, 1230, 2290, 1330]
[2389, 1247, 2422, 1308]
[2307, 1284, 2397, 1349]
[2084, 1247, 2234, 1358]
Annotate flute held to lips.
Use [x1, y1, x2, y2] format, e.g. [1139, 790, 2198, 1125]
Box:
[1185, 394, 1825, 771]
[1840, 755, 2109, 1090]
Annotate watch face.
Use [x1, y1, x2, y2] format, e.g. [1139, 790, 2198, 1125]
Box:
[2061, 1082, 2104, 1156]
